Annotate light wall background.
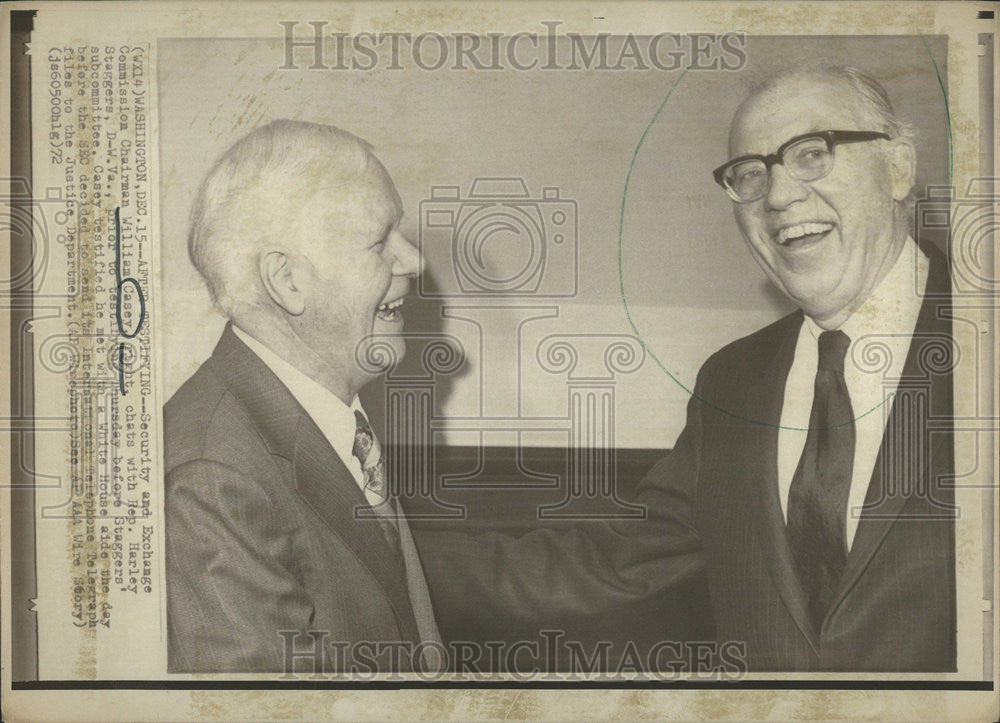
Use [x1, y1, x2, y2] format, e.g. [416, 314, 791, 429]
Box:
[157, 35, 948, 448]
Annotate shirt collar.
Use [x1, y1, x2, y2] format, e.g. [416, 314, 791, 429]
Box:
[803, 236, 928, 344]
[231, 325, 364, 468]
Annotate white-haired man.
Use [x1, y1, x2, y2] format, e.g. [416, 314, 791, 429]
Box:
[164, 120, 441, 673]
[420, 66, 955, 672]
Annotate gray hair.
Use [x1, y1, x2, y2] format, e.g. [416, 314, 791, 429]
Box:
[825, 65, 915, 144]
[832, 66, 918, 210]
[188, 119, 375, 316]
[749, 64, 916, 144]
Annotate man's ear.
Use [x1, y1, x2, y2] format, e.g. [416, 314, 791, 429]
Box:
[888, 138, 916, 202]
[259, 250, 305, 316]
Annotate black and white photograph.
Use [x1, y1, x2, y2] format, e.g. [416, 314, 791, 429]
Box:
[2, 3, 998, 721]
[159, 32, 957, 675]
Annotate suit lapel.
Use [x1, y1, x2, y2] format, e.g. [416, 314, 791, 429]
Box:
[828, 246, 953, 616]
[208, 324, 421, 643]
[292, 418, 421, 643]
[743, 312, 821, 654]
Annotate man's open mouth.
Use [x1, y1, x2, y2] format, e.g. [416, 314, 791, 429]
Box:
[774, 222, 835, 248]
[376, 296, 405, 322]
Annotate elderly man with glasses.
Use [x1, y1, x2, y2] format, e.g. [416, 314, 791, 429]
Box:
[420, 65, 955, 672]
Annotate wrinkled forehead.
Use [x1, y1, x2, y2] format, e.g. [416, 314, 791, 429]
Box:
[728, 74, 868, 157]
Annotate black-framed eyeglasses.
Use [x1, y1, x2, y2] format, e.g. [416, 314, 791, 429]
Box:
[712, 130, 891, 203]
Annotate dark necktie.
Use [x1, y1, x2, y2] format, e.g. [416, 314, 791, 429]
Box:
[352, 410, 399, 548]
[786, 329, 856, 632]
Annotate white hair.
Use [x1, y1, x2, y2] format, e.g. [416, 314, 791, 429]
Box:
[822, 65, 914, 144]
[744, 64, 915, 141]
[187, 119, 376, 316]
[826, 66, 918, 209]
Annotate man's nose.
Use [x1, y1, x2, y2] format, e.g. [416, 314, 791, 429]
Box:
[764, 163, 810, 211]
[388, 233, 425, 276]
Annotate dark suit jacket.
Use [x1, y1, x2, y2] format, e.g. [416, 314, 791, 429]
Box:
[164, 325, 423, 673]
[420, 243, 955, 672]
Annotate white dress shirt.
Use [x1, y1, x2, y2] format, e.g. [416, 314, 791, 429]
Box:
[232, 326, 385, 509]
[777, 239, 929, 550]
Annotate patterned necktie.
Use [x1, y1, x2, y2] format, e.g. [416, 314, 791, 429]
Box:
[352, 410, 387, 500]
[786, 329, 856, 632]
[352, 410, 400, 550]
[353, 414, 442, 669]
